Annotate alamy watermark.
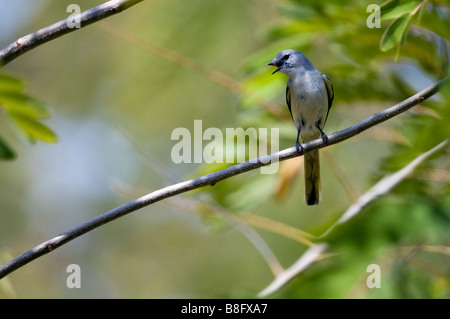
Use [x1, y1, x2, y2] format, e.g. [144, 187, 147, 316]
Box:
[66, 264, 81, 288]
[66, 4, 81, 28]
[366, 264, 381, 288]
[62, 3, 380, 171]
[171, 120, 280, 174]
[367, 4, 381, 29]
[65, 4, 382, 29]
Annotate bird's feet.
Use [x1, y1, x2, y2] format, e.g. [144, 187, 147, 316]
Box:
[321, 132, 329, 144]
[295, 141, 304, 154]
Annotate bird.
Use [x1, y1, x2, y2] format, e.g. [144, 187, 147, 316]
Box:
[267, 49, 334, 205]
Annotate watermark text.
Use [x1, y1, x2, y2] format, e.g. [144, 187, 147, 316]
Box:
[171, 120, 279, 174]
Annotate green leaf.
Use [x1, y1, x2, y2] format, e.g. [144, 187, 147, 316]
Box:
[0, 71, 57, 157]
[0, 136, 16, 160]
[10, 113, 57, 144]
[0, 92, 50, 119]
[0, 73, 25, 93]
[279, 2, 316, 20]
[380, 13, 412, 52]
[381, 0, 421, 20]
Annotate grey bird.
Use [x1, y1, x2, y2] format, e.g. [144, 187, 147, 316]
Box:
[267, 49, 334, 205]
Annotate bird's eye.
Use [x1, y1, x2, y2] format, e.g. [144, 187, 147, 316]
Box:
[283, 54, 290, 60]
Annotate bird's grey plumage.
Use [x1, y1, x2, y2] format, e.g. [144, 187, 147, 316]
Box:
[267, 49, 334, 205]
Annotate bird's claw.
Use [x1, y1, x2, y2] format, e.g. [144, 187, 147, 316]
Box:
[295, 141, 303, 154]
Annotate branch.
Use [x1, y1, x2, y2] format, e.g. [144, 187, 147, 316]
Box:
[320, 139, 448, 238]
[97, 22, 286, 119]
[0, 77, 446, 279]
[159, 194, 286, 276]
[258, 243, 328, 297]
[258, 138, 448, 297]
[0, 0, 145, 67]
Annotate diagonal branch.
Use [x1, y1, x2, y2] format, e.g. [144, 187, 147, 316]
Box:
[258, 138, 448, 297]
[96, 21, 286, 118]
[320, 139, 448, 238]
[258, 243, 328, 297]
[0, 0, 145, 67]
[0, 77, 446, 279]
[156, 194, 287, 276]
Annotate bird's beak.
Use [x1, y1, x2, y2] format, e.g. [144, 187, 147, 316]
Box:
[266, 61, 282, 75]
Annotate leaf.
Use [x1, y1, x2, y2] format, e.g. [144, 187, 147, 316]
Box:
[0, 71, 57, 158]
[321, 139, 448, 238]
[9, 113, 57, 144]
[380, 12, 412, 52]
[0, 136, 16, 160]
[0, 92, 50, 119]
[279, 2, 316, 20]
[381, 0, 422, 20]
[0, 73, 25, 93]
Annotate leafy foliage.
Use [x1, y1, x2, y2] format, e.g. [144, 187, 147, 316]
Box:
[0, 0, 448, 298]
[200, 0, 450, 298]
[0, 72, 57, 160]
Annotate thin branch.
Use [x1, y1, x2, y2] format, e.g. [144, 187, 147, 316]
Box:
[113, 179, 315, 246]
[145, 193, 287, 277]
[238, 213, 315, 247]
[0, 0, 145, 66]
[322, 149, 361, 202]
[0, 0, 285, 118]
[258, 243, 328, 297]
[202, 202, 285, 277]
[320, 138, 448, 238]
[402, 245, 450, 256]
[0, 77, 446, 279]
[113, 177, 314, 274]
[258, 138, 448, 297]
[97, 21, 286, 119]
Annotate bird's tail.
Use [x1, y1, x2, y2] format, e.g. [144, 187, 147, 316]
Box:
[304, 149, 321, 205]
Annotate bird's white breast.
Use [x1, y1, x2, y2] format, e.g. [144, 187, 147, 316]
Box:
[288, 70, 328, 141]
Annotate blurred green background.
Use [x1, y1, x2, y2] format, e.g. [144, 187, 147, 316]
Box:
[0, 0, 449, 298]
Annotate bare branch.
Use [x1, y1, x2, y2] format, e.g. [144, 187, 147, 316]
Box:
[258, 243, 328, 297]
[258, 138, 448, 297]
[0, 0, 145, 66]
[97, 22, 285, 118]
[112, 177, 315, 247]
[157, 195, 286, 277]
[320, 139, 448, 238]
[0, 77, 446, 279]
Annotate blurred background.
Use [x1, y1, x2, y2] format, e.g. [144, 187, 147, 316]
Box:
[0, 0, 448, 298]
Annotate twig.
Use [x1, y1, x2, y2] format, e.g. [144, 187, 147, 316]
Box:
[146, 193, 287, 277]
[0, 0, 145, 66]
[205, 203, 285, 277]
[402, 245, 450, 256]
[258, 138, 448, 297]
[322, 150, 361, 202]
[112, 178, 315, 246]
[258, 243, 328, 297]
[320, 138, 448, 238]
[0, 77, 446, 279]
[96, 21, 285, 118]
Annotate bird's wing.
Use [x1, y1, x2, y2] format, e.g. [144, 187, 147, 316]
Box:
[286, 85, 293, 120]
[322, 73, 334, 123]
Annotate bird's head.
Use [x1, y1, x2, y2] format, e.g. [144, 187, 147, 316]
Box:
[266, 49, 315, 76]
